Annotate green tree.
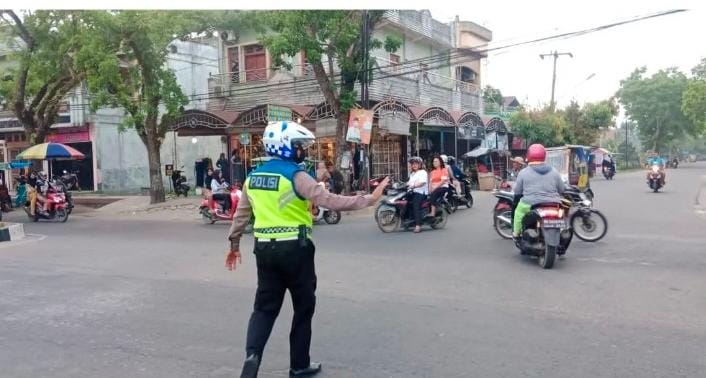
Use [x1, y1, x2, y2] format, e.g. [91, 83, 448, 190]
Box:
[617, 67, 696, 153]
[562, 99, 618, 145]
[0, 11, 89, 144]
[509, 107, 567, 147]
[77, 11, 213, 204]
[482, 85, 503, 113]
[682, 58, 706, 135]
[257, 10, 400, 189]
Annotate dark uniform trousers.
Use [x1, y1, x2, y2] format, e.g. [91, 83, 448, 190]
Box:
[246, 239, 317, 370]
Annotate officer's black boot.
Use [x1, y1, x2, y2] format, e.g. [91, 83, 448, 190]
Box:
[240, 354, 261, 378]
[289, 362, 322, 377]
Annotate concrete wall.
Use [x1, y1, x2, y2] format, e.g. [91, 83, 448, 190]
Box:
[92, 40, 225, 193]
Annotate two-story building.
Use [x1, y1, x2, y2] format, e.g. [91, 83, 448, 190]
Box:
[169, 10, 501, 180]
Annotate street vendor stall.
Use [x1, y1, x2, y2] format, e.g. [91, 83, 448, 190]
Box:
[463, 147, 511, 190]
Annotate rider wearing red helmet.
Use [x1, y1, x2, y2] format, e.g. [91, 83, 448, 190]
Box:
[512, 143, 566, 240]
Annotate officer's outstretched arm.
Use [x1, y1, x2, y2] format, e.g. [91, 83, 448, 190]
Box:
[293, 171, 382, 211]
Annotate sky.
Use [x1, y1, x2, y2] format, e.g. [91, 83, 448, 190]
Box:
[428, 0, 705, 111]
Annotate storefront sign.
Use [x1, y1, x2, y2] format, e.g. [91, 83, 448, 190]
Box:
[346, 109, 373, 144]
[240, 133, 250, 145]
[47, 130, 90, 144]
[267, 105, 292, 122]
[165, 164, 173, 177]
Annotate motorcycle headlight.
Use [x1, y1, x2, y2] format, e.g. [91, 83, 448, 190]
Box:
[651, 165, 659, 173]
[582, 199, 592, 206]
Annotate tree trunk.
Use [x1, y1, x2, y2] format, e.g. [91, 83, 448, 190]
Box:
[335, 110, 351, 193]
[140, 118, 166, 204]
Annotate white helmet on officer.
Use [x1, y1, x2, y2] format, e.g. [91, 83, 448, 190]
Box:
[262, 121, 315, 163]
[440, 154, 448, 164]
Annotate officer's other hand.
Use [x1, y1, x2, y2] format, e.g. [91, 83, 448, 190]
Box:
[225, 250, 242, 271]
[371, 176, 390, 202]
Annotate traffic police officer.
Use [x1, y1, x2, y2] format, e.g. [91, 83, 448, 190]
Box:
[226, 121, 389, 377]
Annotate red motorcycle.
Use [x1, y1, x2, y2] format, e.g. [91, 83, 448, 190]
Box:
[199, 188, 241, 224]
[23, 186, 70, 223]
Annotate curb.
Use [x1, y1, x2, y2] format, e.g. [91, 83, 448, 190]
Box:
[0, 222, 25, 242]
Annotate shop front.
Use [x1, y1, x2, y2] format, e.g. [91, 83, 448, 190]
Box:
[372, 100, 415, 179]
[412, 107, 457, 163]
[47, 126, 95, 190]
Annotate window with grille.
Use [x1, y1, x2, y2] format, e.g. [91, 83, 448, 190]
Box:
[371, 134, 403, 180]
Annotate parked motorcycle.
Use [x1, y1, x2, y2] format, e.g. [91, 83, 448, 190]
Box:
[60, 170, 81, 191]
[23, 185, 70, 223]
[647, 165, 663, 192]
[172, 168, 190, 197]
[199, 188, 241, 224]
[375, 182, 449, 233]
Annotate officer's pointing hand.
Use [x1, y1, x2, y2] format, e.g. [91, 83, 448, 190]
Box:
[371, 176, 391, 202]
[225, 250, 242, 271]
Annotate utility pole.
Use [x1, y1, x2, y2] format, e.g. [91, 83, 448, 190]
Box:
[624, 119, 629, 169]
[540, 51, 573, 111]
[360, 10, 371, 192]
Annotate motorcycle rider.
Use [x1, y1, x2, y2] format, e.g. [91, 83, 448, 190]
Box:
[429, 155, 450, 218]
[602, 154, 616, 177]
[407, 156, 428, 234]
[512, 144, 566, 242]
[508, 157, 525, 182]
[646, 152, 666, 186]
[210, 169, 231, 213]
[225, 121, 389, 377]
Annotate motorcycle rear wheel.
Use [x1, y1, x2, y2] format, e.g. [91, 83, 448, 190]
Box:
[493, 210, 514, 239]
[538, 245, 557, 269]
[430, 210, 448, 230]
[56, 209, 69, 223]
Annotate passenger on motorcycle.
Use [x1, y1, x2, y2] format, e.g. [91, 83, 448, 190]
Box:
[429, 155, 450, 218]
[407, 156, 428, 234]
[211, 169, 231, 212]
[512, 144, 566, 240]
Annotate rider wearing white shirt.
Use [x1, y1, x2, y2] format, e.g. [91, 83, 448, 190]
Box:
[407, 156, 428, 233]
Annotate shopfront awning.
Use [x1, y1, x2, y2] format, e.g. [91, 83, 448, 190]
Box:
[463, 147, 490, 158]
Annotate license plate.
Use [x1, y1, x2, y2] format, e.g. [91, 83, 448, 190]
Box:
[542, 219, 565, 228]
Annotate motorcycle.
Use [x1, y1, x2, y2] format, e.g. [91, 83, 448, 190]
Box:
[60, 170, 81, 191]
[493, 186, 606, 243]
[602, 165, 615, 180]
[199, 187, 241, 224]
[647, 165, 663, 192]
[445, 178, 474, 212]
[375, 182, 449, 233]
[23, 186, 70, 223]
[52, 177, 75, 215]
[562, 185, 608, 242]
[671, 159, 678, 169]
[171, 168, 190, 197]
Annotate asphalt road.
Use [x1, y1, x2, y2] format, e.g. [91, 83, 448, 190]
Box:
[1, 163, 705, 377]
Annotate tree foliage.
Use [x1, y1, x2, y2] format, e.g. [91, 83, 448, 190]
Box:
[77, 11, 215, 203]
[256, 10, 400, 184]
[617, 67, 695, 153]
[563, 99, 618, 145]
[509, 107, 567, 147]
[0, 10, 91, 144]
[482, 85, 503, 113]
[682, 58, 706, 135]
